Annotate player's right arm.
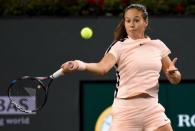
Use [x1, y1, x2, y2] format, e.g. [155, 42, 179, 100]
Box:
[61, 53, 117, 76]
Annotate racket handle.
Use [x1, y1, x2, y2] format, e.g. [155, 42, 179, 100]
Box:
[50, 68, 63, 79]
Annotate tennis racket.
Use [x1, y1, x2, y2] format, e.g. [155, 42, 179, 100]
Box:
[7, 68, 64, 113]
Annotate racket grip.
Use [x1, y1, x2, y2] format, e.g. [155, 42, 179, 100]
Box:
[50, 68, 63, 79]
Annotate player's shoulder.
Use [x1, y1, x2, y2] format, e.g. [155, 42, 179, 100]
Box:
[150, 38, 169, 49]
[150, 39, 166, 45]
[105, 39, 124, 54]
[114, 38, 127, 44]
[112, 38, 127, 46]
[151, 38, 163, 43]
[119, 38, 127, 42]
[117, 37, 133, 45]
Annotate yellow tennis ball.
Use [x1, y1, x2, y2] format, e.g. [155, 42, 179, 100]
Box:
[80, 27, 93, 39]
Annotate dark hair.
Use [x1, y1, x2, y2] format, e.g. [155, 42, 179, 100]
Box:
[113, 4, 149, 41]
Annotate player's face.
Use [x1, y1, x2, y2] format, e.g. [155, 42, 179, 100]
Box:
[124, 9, 148, 38]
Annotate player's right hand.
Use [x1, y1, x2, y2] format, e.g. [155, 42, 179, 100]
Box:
[61, 61, 79, 74]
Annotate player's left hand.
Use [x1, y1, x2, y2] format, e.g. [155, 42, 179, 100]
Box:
[166, 58, 178, 75]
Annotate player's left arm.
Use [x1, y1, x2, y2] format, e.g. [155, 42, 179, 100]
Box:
[162, 56, 181, 85]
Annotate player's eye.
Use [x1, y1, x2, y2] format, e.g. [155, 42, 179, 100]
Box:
[125, 19, 131, 23]
[134, 19, 140, 23]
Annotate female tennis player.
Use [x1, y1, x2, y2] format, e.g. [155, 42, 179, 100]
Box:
[61, 4, 181, 131]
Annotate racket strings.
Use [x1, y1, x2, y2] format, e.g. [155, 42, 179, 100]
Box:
[9, 78, 46, 112]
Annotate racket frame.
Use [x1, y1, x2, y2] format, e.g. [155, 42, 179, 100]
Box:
[7, 76, 53, 113]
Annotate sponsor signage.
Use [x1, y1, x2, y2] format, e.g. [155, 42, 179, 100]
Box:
[0, 96, 36, 127]
[80, 80, 195, 131]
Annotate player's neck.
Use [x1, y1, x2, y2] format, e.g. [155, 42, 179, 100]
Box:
[128, 33, 145, 40]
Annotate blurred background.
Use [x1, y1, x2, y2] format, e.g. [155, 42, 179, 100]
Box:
[0, 0, 195, 131]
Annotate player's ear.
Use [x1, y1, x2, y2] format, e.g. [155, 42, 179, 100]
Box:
[144, 19, 148, 28]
